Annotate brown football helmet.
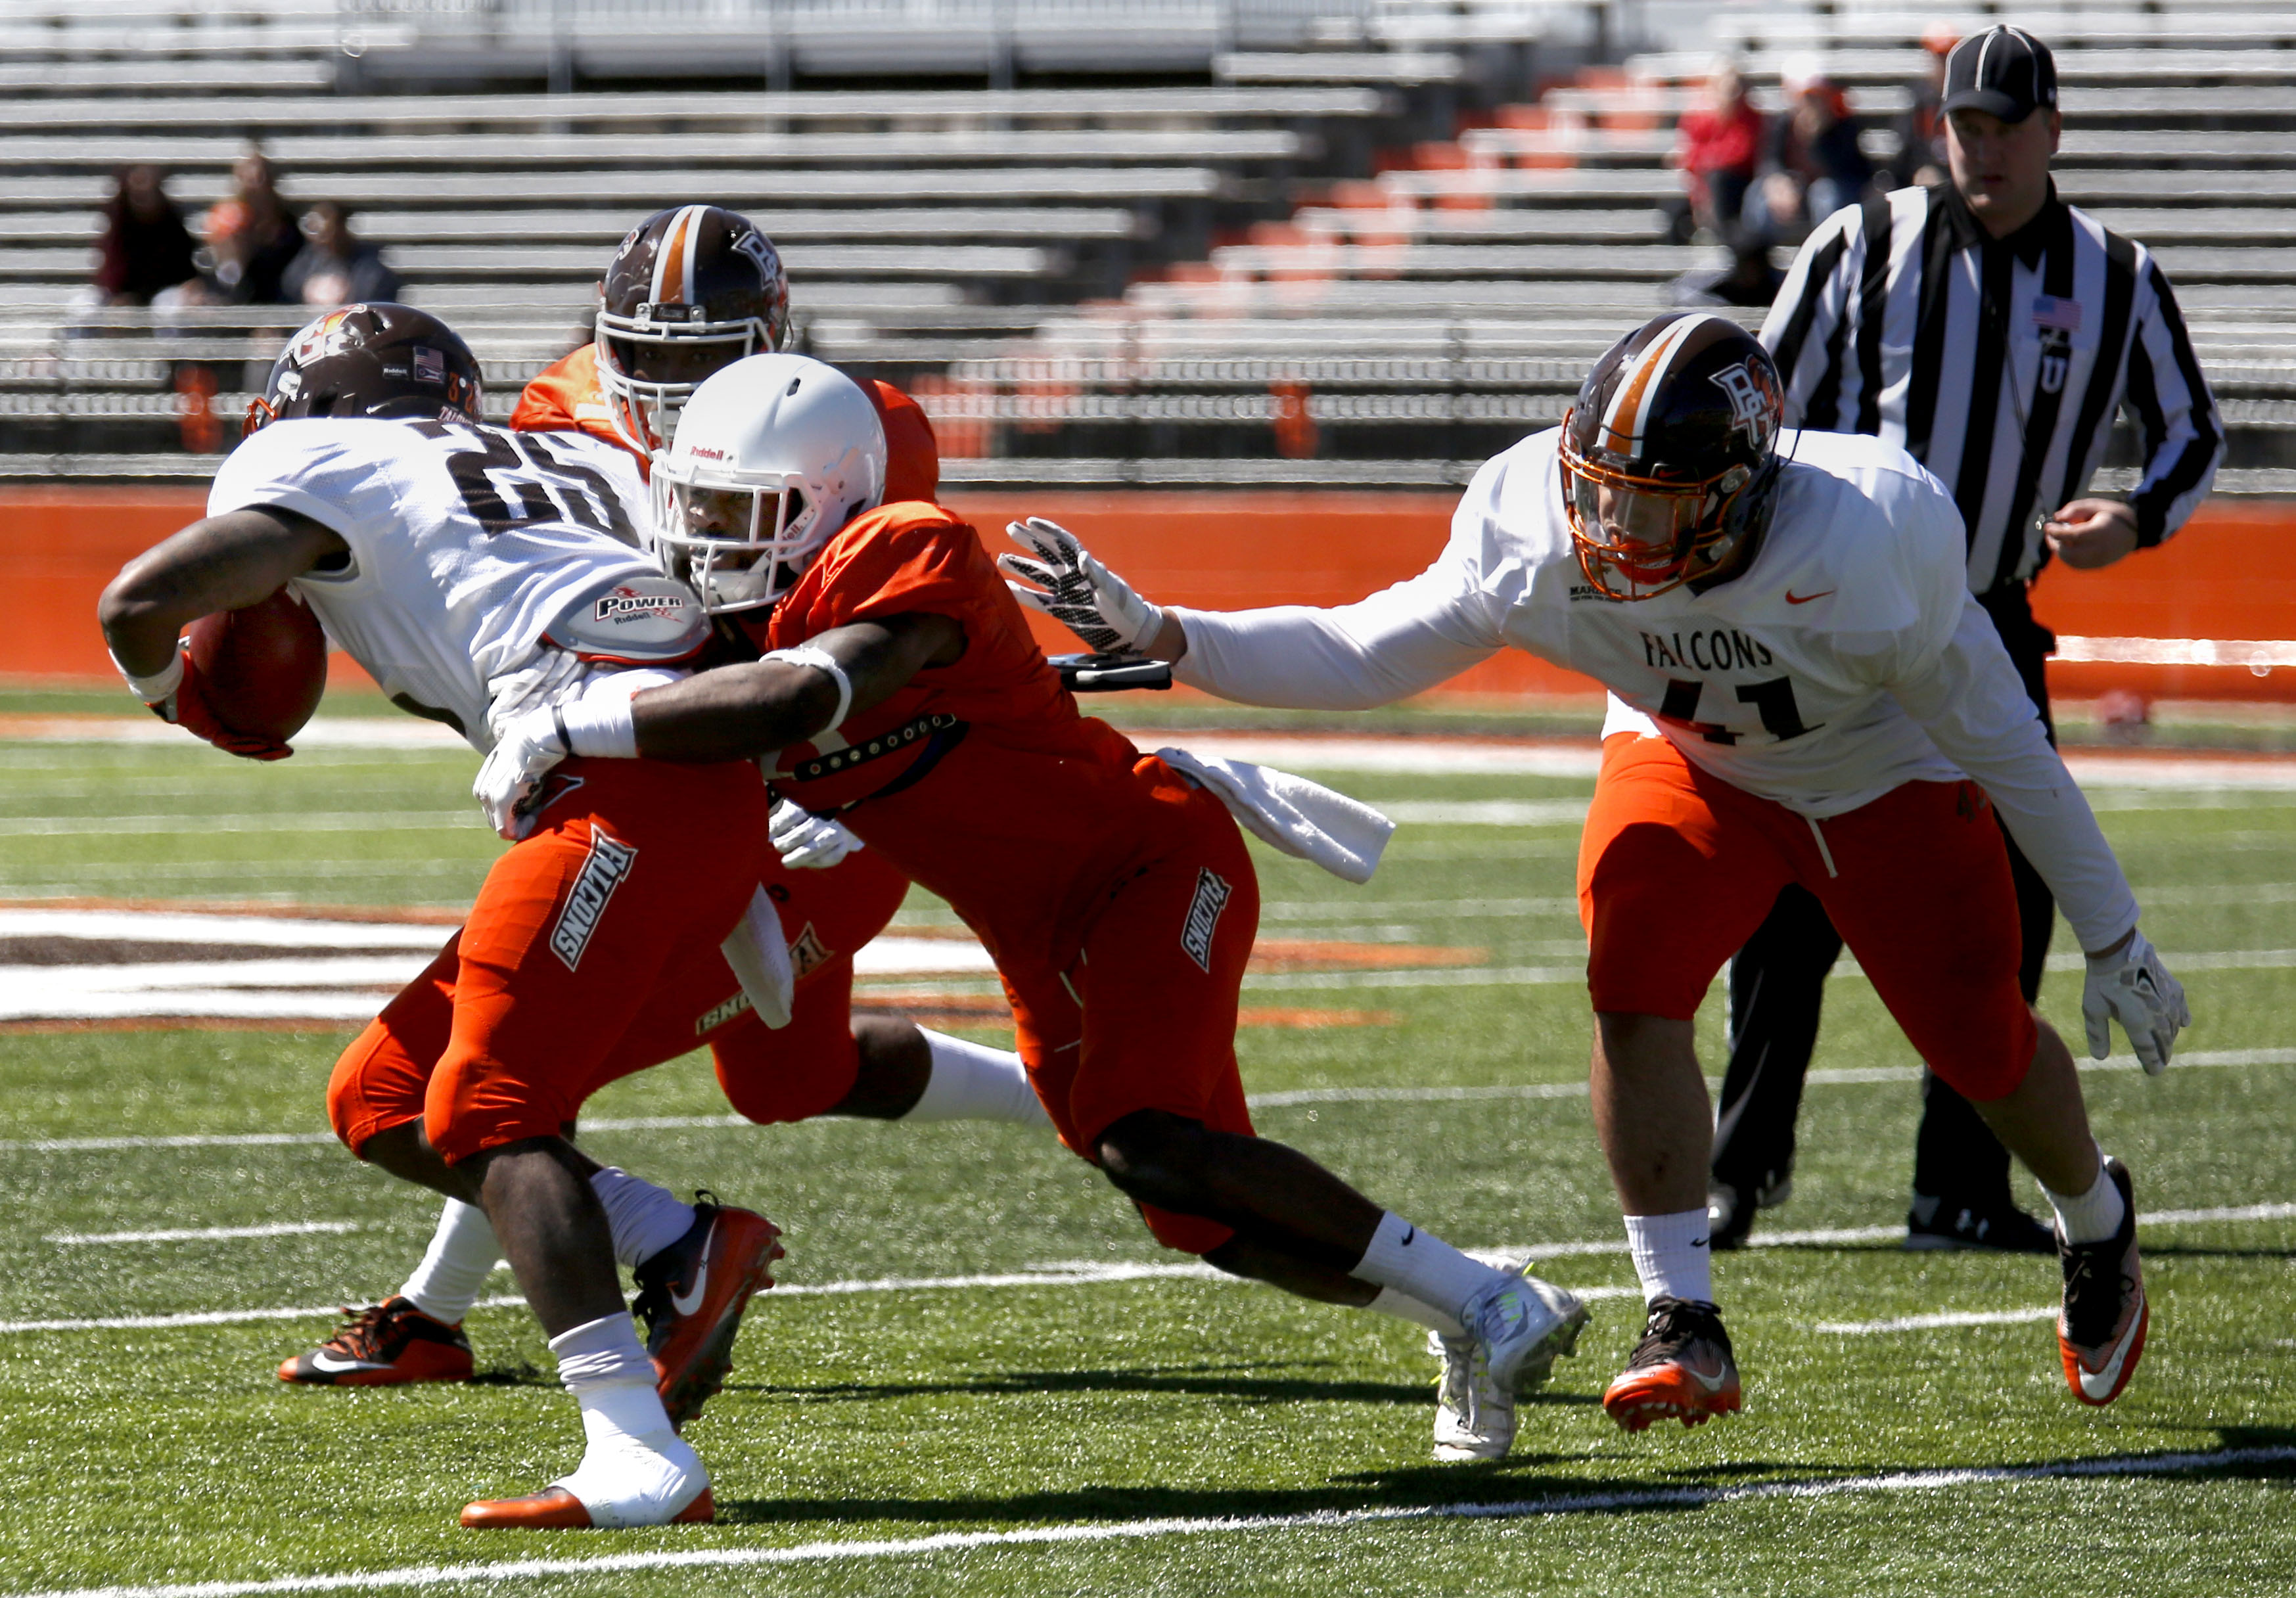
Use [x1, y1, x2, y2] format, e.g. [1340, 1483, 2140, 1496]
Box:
[596, 204, 791, 455]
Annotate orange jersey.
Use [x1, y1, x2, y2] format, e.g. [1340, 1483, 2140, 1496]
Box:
[761, 501, 1202, 972]
[510, 342, 941, 503]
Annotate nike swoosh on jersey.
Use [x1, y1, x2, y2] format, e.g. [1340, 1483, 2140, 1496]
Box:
[1784, 589, 1837, 605]
[668, 1223, 716, 1318]
[307, 1350, 388, 1374]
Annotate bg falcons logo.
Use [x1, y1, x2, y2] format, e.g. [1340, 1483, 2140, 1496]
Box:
[1711, 361, 1779, 444]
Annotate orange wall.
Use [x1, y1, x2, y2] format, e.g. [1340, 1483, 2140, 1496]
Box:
[17, 486, 2296, 701]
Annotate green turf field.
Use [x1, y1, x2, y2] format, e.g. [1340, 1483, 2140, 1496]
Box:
[1, 721, 2292, 1597]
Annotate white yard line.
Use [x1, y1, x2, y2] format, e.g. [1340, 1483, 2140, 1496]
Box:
[12, 1204, 2284, 1336]
[0, 911, 452, 948]
[1818, 1307, 2059, 1335]
[0, 813, 481, 837]
[13, 1443, 2295, 1598]
[45, 1221, 361, 1246]
[7, 1051, 2293, 1154]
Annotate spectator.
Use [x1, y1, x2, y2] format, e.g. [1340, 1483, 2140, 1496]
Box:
[1749, 60, 1874, 239]
[1669, 60, 1763, 244]
[1883, 28, 1956, 189]
[93, 166, 198, 306]
[198, 146, 302, 304]
[281, 202, 402, 306]
[1668, 223, 1785, 308]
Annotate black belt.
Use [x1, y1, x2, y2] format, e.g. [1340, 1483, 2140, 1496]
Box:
[779, 712, 968, 814]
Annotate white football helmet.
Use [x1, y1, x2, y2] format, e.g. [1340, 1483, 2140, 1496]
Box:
[648, 354, 888, 614]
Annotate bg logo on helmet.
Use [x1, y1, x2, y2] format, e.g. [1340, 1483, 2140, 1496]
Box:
[1710, 361, 1779, 445]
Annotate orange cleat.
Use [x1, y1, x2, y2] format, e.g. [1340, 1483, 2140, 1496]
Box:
[459, 1485, 714, 1530]
[631, 1197, 785, 1429]
[1602, 1296, 1742, 1432]
[278, 1297, 473, 1386]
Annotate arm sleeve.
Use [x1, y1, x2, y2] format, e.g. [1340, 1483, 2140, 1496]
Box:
[1760, 206, 1860, 430]
[2117, 260, 2223, 549]
[1172, 540, 1505, 711]
[1889, 595, 2140, 952]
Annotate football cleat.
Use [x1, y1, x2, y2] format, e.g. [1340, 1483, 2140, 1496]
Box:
[277, 1296, 473, 1386]
[460, 1485, 716, 1530]
[632, 1196, 785, 1429]
[1906, 1192, 2055, 1254]
[1603, 1295, 1742, 1432]
[1707, 1171, 1792, 1252]
[1434, 1269, 1590, 1461]
[2058, 1156, 2147, 1407]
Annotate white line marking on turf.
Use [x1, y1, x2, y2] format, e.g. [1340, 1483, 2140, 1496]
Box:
[16, 1444, 2296, 1598]
[1818, 1306, 2058, 1335]
[45, 1221, 361, 1246]
[0, 813, 482, 836]
[12, 1203, 2283, 1338]
[9, 1050, 2293, 1153]
[0, 911, 453, 948]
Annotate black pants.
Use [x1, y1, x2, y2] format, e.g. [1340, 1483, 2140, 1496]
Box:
[1711, 585, 2058, 1207]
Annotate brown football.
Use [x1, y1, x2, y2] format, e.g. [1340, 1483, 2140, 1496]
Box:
[184, 588, 329, 742]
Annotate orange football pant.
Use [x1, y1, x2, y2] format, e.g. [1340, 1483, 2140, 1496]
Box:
[326, 756, 770, 1163]
[329, 843, 913, 1153]
[1004, 762, 1259, 1254]
[1576, 734, 2036, 1101]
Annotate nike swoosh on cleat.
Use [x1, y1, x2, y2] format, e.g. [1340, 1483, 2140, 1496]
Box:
[1683, 1356, 1732, 1393]
[307, 1350, 388, 1373]
[2077, 1300, 2146, 1400]
[669, 1223, 718, 1319]
[1785, 589, 1836, 605]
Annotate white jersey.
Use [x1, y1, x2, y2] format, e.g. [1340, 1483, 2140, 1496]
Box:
[1174, 426, 2138, 950]
[208, 417, 702, 753]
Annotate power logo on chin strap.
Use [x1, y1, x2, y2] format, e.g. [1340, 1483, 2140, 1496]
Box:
[550, 824, 637, 970]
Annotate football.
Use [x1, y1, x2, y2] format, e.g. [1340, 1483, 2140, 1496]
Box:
[184, 587, 329, 742]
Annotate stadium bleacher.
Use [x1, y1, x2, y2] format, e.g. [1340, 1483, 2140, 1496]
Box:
[4, 0, 2293, 495]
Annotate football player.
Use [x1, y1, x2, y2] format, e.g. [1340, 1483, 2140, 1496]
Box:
[94, 306, 988, 1532]
[982, 312, 2189, 1431]
[283, 203, 1040, 1397]
[479, 352, 1596, 1468]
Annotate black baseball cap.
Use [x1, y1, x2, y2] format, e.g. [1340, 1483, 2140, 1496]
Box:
[1943, 26, 2058, 121]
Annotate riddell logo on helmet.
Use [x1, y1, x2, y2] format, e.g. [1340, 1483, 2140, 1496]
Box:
[690, 445, 728, 461]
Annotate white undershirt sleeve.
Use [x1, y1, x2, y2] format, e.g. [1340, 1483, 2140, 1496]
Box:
[1887, 594, 2140, 953]
[1171, 549, 1504, 710]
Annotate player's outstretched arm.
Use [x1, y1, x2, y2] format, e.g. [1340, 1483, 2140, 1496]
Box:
[629, 612, 963, 763]
[97, 508, 348, 760]
[474, 612, 960, 838]
[1890, 597, 2190, 1069]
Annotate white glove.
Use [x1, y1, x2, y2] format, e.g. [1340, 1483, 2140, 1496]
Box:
[769, 798, 862, 871]
[997, 516, 1163, 655]
[2082, 926, 2190, 1075]
[474, 706, 570, 841]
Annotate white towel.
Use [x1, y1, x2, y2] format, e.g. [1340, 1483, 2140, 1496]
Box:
[718, 886, 794, 1030]
[1155, 746, 1395, 884]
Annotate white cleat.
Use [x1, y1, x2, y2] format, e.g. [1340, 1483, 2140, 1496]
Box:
[1433, 1269, 1590, 1462]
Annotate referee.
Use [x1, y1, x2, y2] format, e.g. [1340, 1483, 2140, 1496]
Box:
[1708, 25, 2224, 1251]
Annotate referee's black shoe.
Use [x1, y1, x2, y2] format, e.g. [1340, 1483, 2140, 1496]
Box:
[1904, 1192, 2055, 1254]
[1707, 1172, 1792, 1251]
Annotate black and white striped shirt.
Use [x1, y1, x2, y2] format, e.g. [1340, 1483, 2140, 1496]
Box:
[1760, 182, 2222, 595]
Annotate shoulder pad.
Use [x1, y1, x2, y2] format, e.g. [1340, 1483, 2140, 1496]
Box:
[545, 573, 711, 665]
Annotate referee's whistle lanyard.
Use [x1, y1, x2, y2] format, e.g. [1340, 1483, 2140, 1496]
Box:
[1977, 251, 2062, 551]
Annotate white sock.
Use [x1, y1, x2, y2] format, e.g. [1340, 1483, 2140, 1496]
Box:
[1347, 1211, 1503, 1325]
[904, 1029, 1050, 1127]
[1625, 1209, 1714, 1306]
[588, 1168, 696, 1269]
[548, 1313, 705, 1528]
[1365, 1285, 1467, 1340]
[397, 1198, 500, 1325]
[2046, 1151, 2125, 1245]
